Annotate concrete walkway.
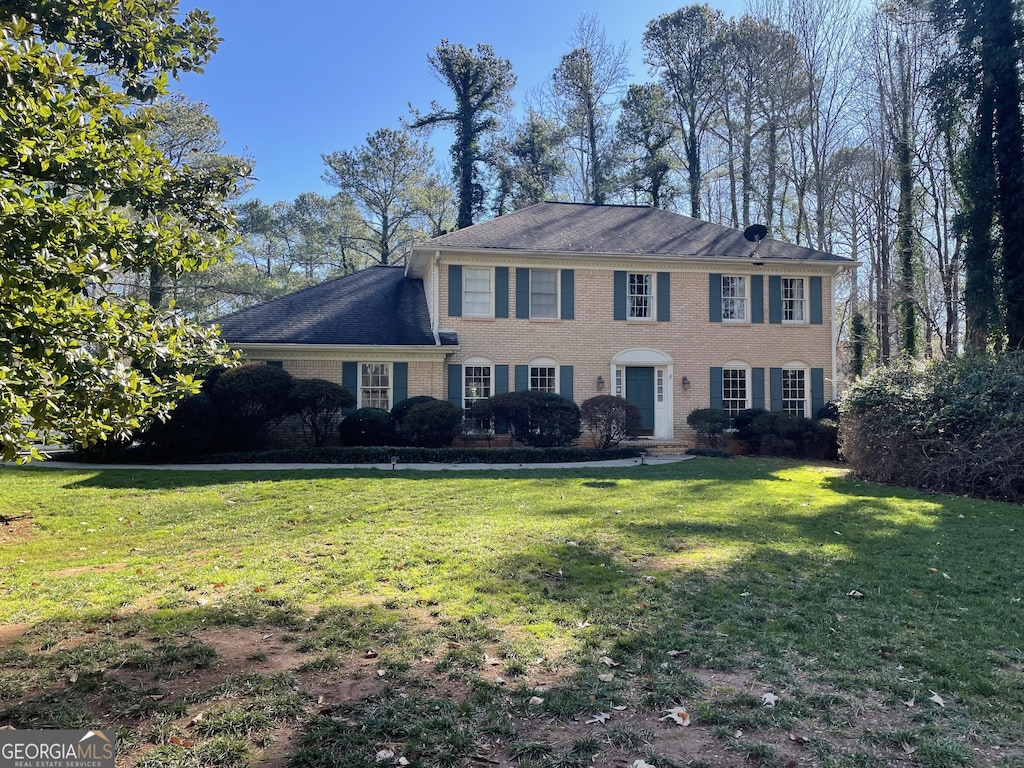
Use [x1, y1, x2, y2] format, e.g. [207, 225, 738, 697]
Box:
[23, 455, 694, 472]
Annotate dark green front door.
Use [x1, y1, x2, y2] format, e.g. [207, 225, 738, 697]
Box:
[625, 367, 655, 436]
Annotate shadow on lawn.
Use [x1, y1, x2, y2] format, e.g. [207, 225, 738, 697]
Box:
[3, 460, 1022, 766]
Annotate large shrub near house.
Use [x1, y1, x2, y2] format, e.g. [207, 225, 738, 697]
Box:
[137, 393, 220, 458]
[580, 395, 641, 448]
[733, 408, 838, 459]
[339, 408, 397, 446]
[210, 364, 294, 450]
[476, 391, 581, 447]
[686, 408, 731, 450]
[287, 378, 355, 448]
[841, 353, 1024, 502]
[398, 400, 464, 448]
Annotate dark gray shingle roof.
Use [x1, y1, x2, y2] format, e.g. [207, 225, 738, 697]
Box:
[215, 266, 438, 346]
[424, 201, 850, 262]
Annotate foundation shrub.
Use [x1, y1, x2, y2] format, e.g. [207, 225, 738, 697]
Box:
[398, 400, 464, 448]
[580, 395, 642, 449]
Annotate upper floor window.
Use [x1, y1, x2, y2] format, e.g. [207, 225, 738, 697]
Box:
[361, 363, 391, 410]
[530, 269, 558, 319]
[722, 276, 747, 321]
[781, 367, 808, 416]
[782, 278, 806, 323]
[722, 367, 749, 415]
[463, 267, 493, 317]
[628, 273, 654, 319]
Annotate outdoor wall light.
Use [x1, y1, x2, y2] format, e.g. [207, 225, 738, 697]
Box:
[681, 376, 691, 390]
[596, 375, 605, 391]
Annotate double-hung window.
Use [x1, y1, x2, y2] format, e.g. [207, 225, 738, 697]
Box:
[722, 367, 749, 415]
[781, 368, 808, 416]
[530, 269, 558, 319]
[463, 268, 493, 317]
[360, 363, 391, 409]
[529, 365, 557, 393]
[722, 276, 747, 321]
[628, 273, 654, 319]
[464, 364, 493, 430]
[782, 278, 806, 322]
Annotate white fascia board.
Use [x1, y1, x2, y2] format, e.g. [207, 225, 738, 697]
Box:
[233, 343, 456, 361]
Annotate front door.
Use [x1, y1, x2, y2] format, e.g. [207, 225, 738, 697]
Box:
[625, 366, 655, 436]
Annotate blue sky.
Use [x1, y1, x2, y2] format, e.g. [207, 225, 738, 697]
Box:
[177, 0, 745, 205]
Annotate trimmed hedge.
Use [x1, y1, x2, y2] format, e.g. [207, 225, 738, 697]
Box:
[398, 400, 463, 448]
[474, 391, 582, 447]
[184, 446, 643, 465]
[841, 353, 1024, 502]
[580, 395, 642, 448]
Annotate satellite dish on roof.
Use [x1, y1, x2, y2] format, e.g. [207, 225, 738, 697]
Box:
[744, 224, 768, 243]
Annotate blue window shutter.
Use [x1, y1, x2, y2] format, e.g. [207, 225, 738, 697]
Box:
[752, 367, 765, 410]
[495, 267, 509, 318]
[342, 361, 357, 394]
[516, 268, 530, 318]
[392, 362, 408, 405]
[515, 364, 529, 392]
[769, 275, 782, 324]
[448, 265, 462, 317]
[495, 364, 509, 395]
[709, 274, 722, 322]
[561, 269, 575, 320]
[710, 367, 723, 409]
[614, 271, 627, 321]
[657, 272, 671, 322]
[751, 274, 764, 324]
[559, 365, 574, 402]
[770, 368, 783, 412]
[811, 368, 825, 417]
[810, 276, 823, 324]
[447, 364, 462, 407]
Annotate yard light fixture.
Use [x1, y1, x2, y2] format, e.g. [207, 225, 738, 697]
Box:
[390, 455, 400, 470]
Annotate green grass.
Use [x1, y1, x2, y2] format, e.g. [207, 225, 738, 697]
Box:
[0, 457, 1022, 767]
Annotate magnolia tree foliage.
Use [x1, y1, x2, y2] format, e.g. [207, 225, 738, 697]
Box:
[0, 2, 243, 460]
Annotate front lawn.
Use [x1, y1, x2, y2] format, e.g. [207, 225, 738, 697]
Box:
[0, 458, 1020, 767]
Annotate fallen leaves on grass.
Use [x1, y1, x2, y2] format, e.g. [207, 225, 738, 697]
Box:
[599, 656, 620, 667]
[929, 691, 946, 707]
[659, 707, 690, 726]
[762, 692, 779, 708]
[585, 712, 611, 725]
[598, 673, 615, 682]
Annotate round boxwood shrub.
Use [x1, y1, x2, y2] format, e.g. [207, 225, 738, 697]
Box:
[287, 378, 355, 448]
[210, 363, 294, 449]
[391, 396, 438, 428]
[138, 392, 220, 457]
[339, 407, 397, 446]
[482, 391, 581, 447]
[399, 400, 464, 448]
[580, 395, 642, 448]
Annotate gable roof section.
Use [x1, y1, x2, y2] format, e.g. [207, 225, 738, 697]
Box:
[215, 266, 439, 347]
[417, 201, 850, 262]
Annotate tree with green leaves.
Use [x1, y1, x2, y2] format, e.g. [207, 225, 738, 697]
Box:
[0, 1, 242, 460]
[492, 109, 565, 213]
[410, 41, 516, 229]
[322, 127, 434, 265]
[615, 83, 679, 208]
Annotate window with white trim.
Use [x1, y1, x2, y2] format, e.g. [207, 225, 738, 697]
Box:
[722, 367, 749, 415]
[530, 365, 557, 393]
[360, 363, 391, 409]
[628, 273, 654, 319]
[530, 269, 558, 319]
[722, 276, 747, 321]
[463, 267, 493, 317]
[782, 278, 806, 323]
[615, 368, 623, 396]
[781, 368, 808, 416]
[464, 363, 493, 430]
[656, 369, 665, 403]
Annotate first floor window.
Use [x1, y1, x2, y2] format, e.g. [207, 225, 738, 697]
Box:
[722, 368, 748, 415]
[361, 363, 391, 409]
[530, 365, 557, 393]
[464, 365, 492, 430]
[722, 276, 747, 321]
[781, 368, 807, 416]
[782, 277, 806, 322]
[463, 267, 493, 316]
[628, 273, 653, 319]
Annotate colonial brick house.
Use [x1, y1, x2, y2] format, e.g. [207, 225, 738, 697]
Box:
[216, 202, 854, 445]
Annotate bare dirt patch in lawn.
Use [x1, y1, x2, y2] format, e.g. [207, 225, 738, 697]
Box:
[0, 513, 34, 542]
